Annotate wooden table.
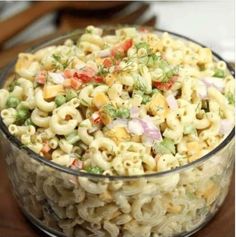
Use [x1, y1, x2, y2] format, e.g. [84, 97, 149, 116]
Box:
[0, 153, 234, 237]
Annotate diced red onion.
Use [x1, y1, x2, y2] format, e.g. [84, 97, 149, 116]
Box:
[166, 94, 178, 110]
[128, 119, 144, 135]
[48, 72, 65, 84]
[139, 116, 162, 141]
[97, 49, 111, 58]
[219, 119, 233, 135]
[202, 77, 224, 92]
[142, 135, 154, 146]
[107, 119, 128, 129]
[130, 106, 139, 118]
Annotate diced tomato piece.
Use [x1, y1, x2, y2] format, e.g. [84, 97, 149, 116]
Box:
[122, 38, 133, 52]
[71, 159, 83, 169]
[73, 67, 96, 83]
[103, 58, 113, 68]
[41, 142, 50, 154]
[71, 77, 82, 90]
[94, 76, 104, 83]
[64, 69, 75, 78]
[74, 71, 91, 83]
[154, 76, 178, 91]
[36, 71, 47, 85]
[111, 38, 133, 57]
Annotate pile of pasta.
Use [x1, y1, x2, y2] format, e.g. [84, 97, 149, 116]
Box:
[0, 25, 234, 176]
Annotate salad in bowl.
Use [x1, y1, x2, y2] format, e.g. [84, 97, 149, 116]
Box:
[0, 25, 234, 237]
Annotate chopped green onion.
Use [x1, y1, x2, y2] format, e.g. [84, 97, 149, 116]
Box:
[97, 65, 109, 77]
[142, 95, 151, 104]
[135, 42, 149, 50]
[134, 75, 148, 92]
[55, 95, 66, 107]
[6, 96, 20, 108]
[213, 69, 225, 78]
[117, 108, 130, 119]
[153, 138, 176, 155]
[66, 90, 77, 101]
[147, 54, 160, 67]
[85, 166, 104, 174]
[226, 92, 234, 105]
[52, 54, 61, 62]
[103, 104, 117, 118]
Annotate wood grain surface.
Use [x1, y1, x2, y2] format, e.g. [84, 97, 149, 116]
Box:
[0, 152, 234, 237]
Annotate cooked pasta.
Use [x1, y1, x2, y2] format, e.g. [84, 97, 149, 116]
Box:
[0, 26, 234, 237]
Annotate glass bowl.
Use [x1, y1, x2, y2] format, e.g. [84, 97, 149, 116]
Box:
[0, 27, 234, 237]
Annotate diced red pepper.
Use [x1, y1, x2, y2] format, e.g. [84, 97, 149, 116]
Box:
[73, 71, 91, 83]
[122, 38, 133, 52]
[41, 141, 50, 154]
[71, 77, 82, 90]
[71, 159, 83, 170]
[103, 58, 113, 68]
[64, 69, 75, 78]
[111, 38, 133, 57]
[94, 76, 104, 83]
[153, 76, 178, 91]
[73, 67, 96, 83]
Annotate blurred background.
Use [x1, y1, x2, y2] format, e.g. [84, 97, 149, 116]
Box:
[0, 0, 234, 70]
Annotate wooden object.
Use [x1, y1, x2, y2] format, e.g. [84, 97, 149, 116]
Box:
[0, 1, 128, 46]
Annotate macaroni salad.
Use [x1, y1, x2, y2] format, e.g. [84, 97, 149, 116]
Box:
[0, 26, 234, 175]
[0, 26, 234, 237]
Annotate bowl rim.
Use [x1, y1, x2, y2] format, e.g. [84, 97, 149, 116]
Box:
[0, 26, 235, 180]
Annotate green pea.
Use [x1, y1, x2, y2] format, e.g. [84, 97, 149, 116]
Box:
[142, 95, 151, 104]
[55, 95, 66, 107]
[213, 69, 225, 78]
[6, 96, 20, 108]
[85, 166, 104, 174]
[66, 90, 77, 101]
[16, 109, 30, 124]
[17, 103, 29, 111]
[24, 118, 34, 126]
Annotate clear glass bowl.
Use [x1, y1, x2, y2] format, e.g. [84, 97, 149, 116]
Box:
[0, 27, 235, 237]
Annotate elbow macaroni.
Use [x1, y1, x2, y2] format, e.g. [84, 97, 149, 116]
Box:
[0, 26, 234, 237]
